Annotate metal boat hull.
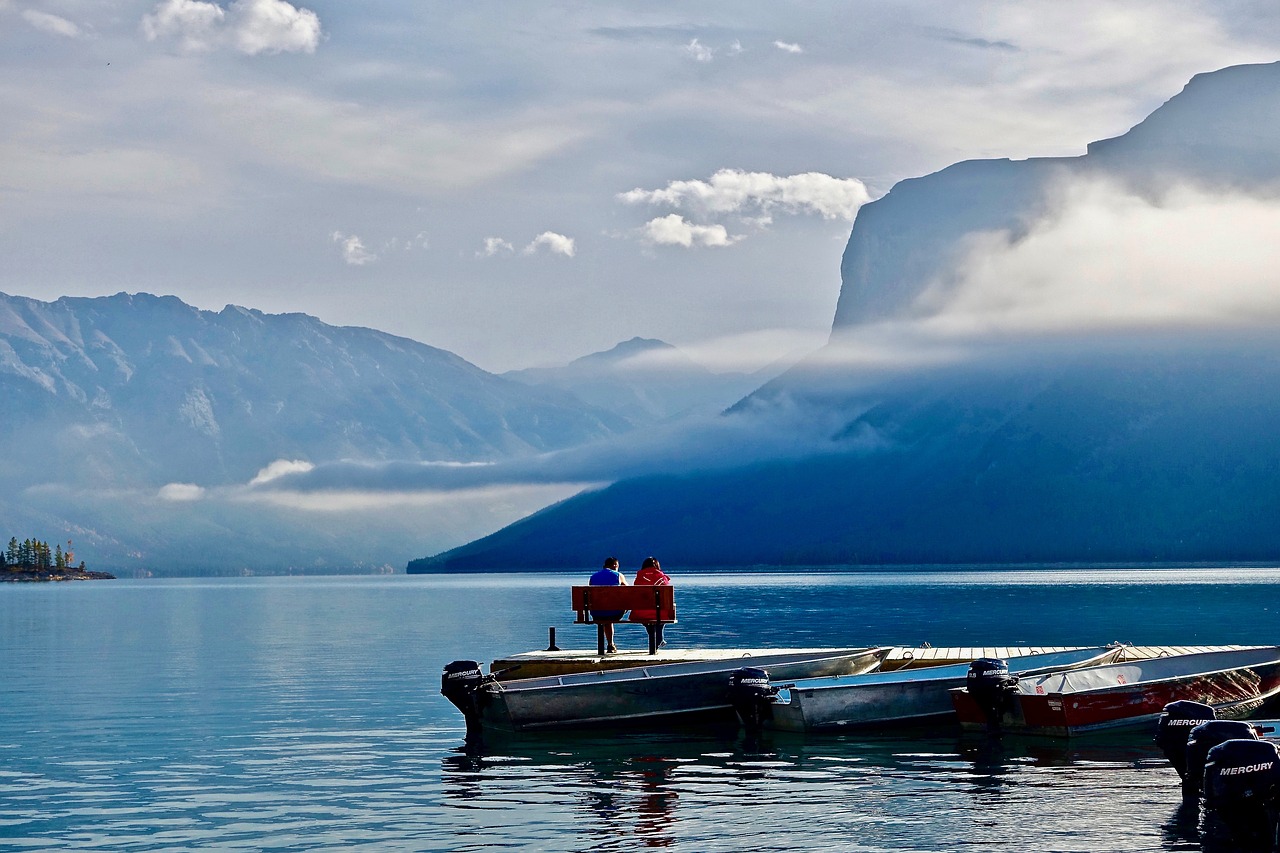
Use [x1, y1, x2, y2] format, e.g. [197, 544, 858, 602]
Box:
[479, 647, 888, 733]
[953, 646, 1280, 736]
[768, 647, 1123, 732]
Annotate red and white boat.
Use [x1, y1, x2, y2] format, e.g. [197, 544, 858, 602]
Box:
[952, 646, 1280, 736]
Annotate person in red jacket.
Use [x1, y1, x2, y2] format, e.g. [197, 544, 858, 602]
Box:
[629, 556, 671, 649]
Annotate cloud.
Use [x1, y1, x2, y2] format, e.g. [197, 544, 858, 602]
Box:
[641, 214, 740, 248]
[523, 231, 576, 257]
[621, 169, 872, 221]
[684, 38, 713, 62]
[23, 10, 83, 38]
[249, 459, 315, 486]
[910, 179, 1280, 337]
[479, 237, 514, 257]
[141, 0, 321, 55]
[158, 483, 205, 502]
[774, 40, 803, 54]
[331, 231, 376, 265]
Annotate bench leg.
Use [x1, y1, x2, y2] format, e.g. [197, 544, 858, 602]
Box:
[597, 623, 606, 657]
[648, 624, 657, 656]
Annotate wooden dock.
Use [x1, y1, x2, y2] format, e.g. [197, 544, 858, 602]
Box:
[487, 644, 1264, 681]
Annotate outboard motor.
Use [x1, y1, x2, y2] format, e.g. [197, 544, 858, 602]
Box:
[1154, 700, 1217, 787]
[441, 660, 489, 739]
[1185, 719, 1258, 804]
[729, 667, 777, 734]
[1202, 738, 1280, 850]
[966, 658, 1018, 732]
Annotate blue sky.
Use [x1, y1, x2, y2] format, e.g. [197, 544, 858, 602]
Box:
[4, 0, 1280, 371]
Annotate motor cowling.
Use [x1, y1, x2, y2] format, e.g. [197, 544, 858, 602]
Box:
[441, 659, 488, 738]
[966, 658, 1018, 731]
[1202, 738, 1280, 849]
[729, 667, 777, 734]
[1154, 700, 1216, 784]
[1184, 719, 1258, 803]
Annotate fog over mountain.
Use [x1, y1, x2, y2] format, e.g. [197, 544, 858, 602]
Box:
[504, 337, 780, 426]
[416, 61, 1280, 571]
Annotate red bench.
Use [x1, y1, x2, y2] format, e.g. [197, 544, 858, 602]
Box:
[571, 585, 677, 656]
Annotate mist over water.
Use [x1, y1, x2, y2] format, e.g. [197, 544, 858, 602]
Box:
[3, 569, 1277, 851]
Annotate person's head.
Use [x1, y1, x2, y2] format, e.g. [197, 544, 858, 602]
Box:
[642, 556, 659, 570]
[604, 557, 619, 570]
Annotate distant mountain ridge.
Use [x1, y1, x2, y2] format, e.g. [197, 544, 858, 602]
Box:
[418, 60, 1280, 571]
[0, 291, 627, 489]
[504, 336, 770, 425]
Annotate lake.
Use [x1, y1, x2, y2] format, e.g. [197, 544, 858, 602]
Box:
[3, 568, 1280, 851]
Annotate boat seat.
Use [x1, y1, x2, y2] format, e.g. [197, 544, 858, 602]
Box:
[571, 585, 677, 656]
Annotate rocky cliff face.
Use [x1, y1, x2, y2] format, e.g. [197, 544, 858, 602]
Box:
[831, 61, 1280, 332]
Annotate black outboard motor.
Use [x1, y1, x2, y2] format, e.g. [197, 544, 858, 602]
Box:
[1202, 738, 1280, 850]
[1185, 719, 1258, 804]
[441, 660, 489, 739]
[729, 667, 777, 734]
[1154, 700, 1217, 787]
[966, 658, 1018, 732]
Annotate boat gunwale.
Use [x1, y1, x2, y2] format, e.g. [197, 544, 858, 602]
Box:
[1016, 646, 1280, 698]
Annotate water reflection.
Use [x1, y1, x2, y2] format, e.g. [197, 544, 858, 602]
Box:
[440, 728, 1188, 852]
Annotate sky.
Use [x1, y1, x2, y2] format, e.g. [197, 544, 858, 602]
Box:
[5, 1, 1280, 373]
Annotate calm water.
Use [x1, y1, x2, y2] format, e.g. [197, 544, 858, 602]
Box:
[3, 568, 1280, 851]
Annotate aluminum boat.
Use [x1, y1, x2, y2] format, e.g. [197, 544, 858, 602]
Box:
[758, 645, 1125, 733]
[952, 646, 1280, 736]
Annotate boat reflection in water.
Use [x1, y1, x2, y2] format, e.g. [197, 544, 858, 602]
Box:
[439, 727, 1183, 852]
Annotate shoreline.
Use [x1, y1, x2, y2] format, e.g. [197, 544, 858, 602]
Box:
[1, 569, 116, 582]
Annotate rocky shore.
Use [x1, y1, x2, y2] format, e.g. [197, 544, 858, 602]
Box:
[1, 568, 116, 582]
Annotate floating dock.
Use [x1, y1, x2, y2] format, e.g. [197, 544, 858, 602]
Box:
[488, 644, 1260, 681]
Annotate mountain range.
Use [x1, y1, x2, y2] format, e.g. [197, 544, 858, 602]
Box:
[415, 60, 1280, 571]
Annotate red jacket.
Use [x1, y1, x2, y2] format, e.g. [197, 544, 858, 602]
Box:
[628, 566, 671, 622]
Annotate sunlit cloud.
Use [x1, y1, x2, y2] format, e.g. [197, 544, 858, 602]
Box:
[158, 482, 205, 502]
[331, 231, 376, 265]
[479, 237, 514, 257]
[523, 231, 576, 257]
[141, 0, 321, 55]
[640, 214, 740, 248]
[621, 169, 872, 221]
[911, 180, 1280, 337]
[774, 40, 803, 54]
[249, 459, 315, 486]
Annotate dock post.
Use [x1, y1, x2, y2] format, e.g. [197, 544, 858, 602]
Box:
[546, 627, 560, 652]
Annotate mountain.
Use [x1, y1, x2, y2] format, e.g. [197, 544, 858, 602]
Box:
[0, 292, 629, 571]
[504, 337, 771, 426]
[417, 61, 1280, 571]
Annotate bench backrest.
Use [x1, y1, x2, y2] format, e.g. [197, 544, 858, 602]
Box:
[571, 585, 676, 622]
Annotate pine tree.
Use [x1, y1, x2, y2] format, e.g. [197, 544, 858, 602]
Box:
[7, 537, 17, 565]
[55, 545, 65, 570]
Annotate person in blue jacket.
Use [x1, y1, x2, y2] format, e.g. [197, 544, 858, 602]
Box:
[589, 557, 627, 653]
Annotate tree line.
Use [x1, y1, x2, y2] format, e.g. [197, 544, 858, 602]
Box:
[2, 537, 85, 571]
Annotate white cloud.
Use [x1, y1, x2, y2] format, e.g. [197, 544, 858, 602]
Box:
[141, 0, 224, 51]
[230, 0, 321, 55]
[641, 214, 740, 248]
[249, 459, 315, 486]
[620, 169, 872, 221]
[774, 40, 803, 54]
[912, 180, 1280, 336]
[141, 0, 321, 55]
[523, 231, 576, 257]
[158, 482, 205, 502]
[479, 236, 514, 257]
[331, 231, 376, 265]
[684, 38, 713, 62]
[23, 10, 83, 38]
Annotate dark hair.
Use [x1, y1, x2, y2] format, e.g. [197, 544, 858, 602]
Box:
[641, 556, 659, 569]
[604, 557, 619, 569]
